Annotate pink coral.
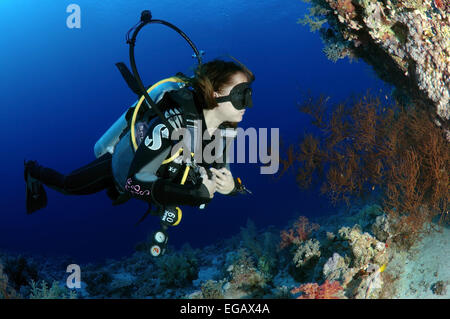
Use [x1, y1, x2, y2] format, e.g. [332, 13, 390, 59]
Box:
[280, 216, 319, 249]
[291, 280, 344, 299]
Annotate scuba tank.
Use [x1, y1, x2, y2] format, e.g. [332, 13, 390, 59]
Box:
[94, 109, 127, 158]
[94, 79, 187, 159]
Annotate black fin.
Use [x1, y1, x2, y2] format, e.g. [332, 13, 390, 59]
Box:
[116, 62, 142, 96]
[25, 162, 47, 214]
[135, 203, 160, 226]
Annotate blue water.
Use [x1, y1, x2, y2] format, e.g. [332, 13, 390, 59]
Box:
[0, 0, 389, 263]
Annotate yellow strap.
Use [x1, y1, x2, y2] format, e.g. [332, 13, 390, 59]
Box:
[131, 77, 186, 151]
[161, 148, 197, 186]
[181, 166, 190, 185]
[162, 148, 183, 164]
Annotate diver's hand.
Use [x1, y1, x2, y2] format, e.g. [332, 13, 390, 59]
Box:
[199, 167, 217, 198]
[210, 167, 235, 195]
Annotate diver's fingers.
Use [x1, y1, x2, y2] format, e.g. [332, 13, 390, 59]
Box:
[218, 168, 231, 175]
[199, 167, 207, 177]
[213, 167, 229, 175]
[210, 167, 223, 174]
[211, 168, 229, 180]
[212, 172, 225, 181]
[215, 178, 225, 186]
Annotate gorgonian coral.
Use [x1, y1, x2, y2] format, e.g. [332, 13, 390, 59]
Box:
[279, 92, 449, 248]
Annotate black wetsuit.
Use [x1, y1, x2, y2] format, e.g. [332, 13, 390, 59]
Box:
[28, 91, 237, 208]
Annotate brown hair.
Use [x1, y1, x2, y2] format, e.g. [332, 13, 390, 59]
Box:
[191, 57, 254, 109]
[185, 57, 255, 128]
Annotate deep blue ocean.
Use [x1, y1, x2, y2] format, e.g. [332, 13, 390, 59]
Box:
[0, 0, 389, 263]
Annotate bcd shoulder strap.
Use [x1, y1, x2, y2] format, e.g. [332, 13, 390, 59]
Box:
[167, 88, 201, 155]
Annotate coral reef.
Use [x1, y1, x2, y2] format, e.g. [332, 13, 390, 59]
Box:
[331, 224, 390, 298]
[224, 249, 269, 298]
[293, 239, 322, 268]
[29, 280, 77, 299]
[282, 205, 392, 298]
[240, 220, 280, 281]
[337, 225, 389, 268]
[2, 255, 38, 292]
[298, 0, 450, 135]
[0, 263, 19, 299]
[156, 245, 200, 288]
[200, 280, 226, 299]
[323, 252, 347, 282]
[0, 206, 446, 299]
[187, 224, 290, 299]
[283, 92, 449, 248]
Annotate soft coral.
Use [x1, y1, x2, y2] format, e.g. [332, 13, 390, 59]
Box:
[280, 216, 319, 249]
[291, 280, 344, 299]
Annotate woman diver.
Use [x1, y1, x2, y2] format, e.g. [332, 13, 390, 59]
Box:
[24, 59, 255, 239]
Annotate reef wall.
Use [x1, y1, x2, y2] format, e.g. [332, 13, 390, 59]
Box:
[299, 0, 450, 138]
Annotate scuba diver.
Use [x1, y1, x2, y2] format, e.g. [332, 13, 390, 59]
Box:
[24, 11, 254, 257]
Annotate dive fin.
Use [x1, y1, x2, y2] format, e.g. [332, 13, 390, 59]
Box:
[115, 62, 142, 96]
[24, 161, 47, 214]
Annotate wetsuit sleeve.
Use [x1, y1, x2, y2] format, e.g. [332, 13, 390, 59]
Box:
[124, 112, 211, 207]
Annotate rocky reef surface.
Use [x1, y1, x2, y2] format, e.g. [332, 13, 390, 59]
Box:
[1, 203, 448, 299]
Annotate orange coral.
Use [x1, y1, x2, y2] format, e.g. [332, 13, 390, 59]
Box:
[280, 216, 320, 249]
[291, 280, 344, 299]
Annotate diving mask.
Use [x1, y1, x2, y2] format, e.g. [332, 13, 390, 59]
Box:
[215, 82, 253, 110]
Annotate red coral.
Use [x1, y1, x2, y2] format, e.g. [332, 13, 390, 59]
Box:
[280, 216, 319, 249]
[291, 280, 344, 299]
[434, 0, 444, 9]
[288, 93, 449, 248]
[328, 0, 356, 17]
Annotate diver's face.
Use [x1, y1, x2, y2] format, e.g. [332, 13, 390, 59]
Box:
[214, 72, 249, 123]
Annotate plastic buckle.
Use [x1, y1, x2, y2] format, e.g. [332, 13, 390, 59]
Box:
[236, 177, 252, 194]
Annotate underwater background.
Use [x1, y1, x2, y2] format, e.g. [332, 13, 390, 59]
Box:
[1, 0, 449, 301]
[0, 0, 389, 263]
